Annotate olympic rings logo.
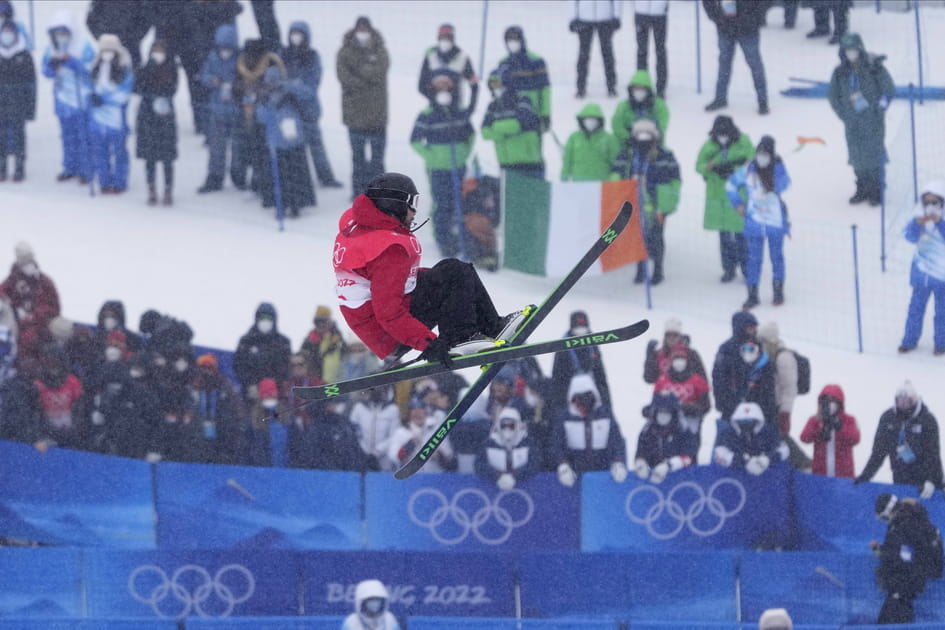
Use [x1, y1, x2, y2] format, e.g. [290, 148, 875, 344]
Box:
[407, 487, 535, 545]
[624, 478, 747, 540]
[128, 564, 255, 619]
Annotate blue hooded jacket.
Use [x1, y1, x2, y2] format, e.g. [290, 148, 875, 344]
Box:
[282, 20, 322, 123]
[198, 24, 240, 119]
[41, 10, 95, 118]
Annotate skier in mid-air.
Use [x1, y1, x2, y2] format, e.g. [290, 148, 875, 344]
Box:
[333, 172, 528, 367]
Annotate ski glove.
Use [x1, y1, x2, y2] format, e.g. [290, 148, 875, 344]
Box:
[650, 461, 670, 484]
[921, 480, 935, 499]
[497, 473, 516, 491]
[745, 454, 770, 476]
[610, 461, 628, 483]
[557, 462, 577, 487]
[634, 458, 650, 480]
[419, 337, 453, 367]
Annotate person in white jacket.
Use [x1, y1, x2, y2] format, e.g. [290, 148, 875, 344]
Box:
[348, 385, 400, 471]
[387, 397, 456, 472]
[341, 579, 401, 630]
[570, 0, 622, 98]
[634, 0, 669, 98]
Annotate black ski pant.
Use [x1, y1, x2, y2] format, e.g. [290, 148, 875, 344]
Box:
[575, 21, 618, 94]
[878, 592, 916, 624]
[635, 13, 668, 97]
[410, 259, 502, 345]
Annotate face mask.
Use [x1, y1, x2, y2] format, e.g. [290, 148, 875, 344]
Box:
[435, 91, 452, 106]
[631, 87, 649, 102]
[151, 51, 166, 65]
[105, 346, 123, 362]
[635, 132, 654, 142]
[54, 34, 71, 50]
[355, 31, 372, 46]
[100, 50, 116, 62]
[0, 31, 15, 47]
[289, 32, 304, 47]
[755, 154, 771, 168]
[572, 325, 591, 336]
[655, 411, 673, 426]
[362, 597, 385, 618]
[103, 316, 118, 331]
[500, 427, 516, 443]
[924, 201, 943, 217]
[506, 40, 522, 54]
[257, 319, 274, 334]
[716, 134, 730, 146]
[20, 262, 39, 277]
[438, 39, 452, 53]
[581, 118, 600, 133]
[844, 48, 859, 63]
[174, 358, 189, 373]
[828, 401, 839, 416]
[492, 86, 505, 99]
[129, 367, 145, 379]
[152, 355, 166, 367]
[740, 344, 760, 364]
[261, 398, 278, 410]
[218, 47, 233, 60]
[671, 358, 687, 373]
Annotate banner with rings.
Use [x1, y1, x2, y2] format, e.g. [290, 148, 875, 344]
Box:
[300, 550, 516, 618]
[580, 464, 793, 552]
[364, 472, 580, 551]
[84, 549, 299, 619]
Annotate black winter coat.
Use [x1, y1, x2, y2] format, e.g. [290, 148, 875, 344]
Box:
[858, 403, 944, 489]
[135, 59, 179, 161]
[712, 344, 777, 423]
[0, 373, 41, 443]
[0, 48, 36, 122]
[877, 499, 943, 598]
[233, 327, 292, 392]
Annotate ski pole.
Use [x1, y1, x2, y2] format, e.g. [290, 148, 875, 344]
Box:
[449, 141, 469, 262]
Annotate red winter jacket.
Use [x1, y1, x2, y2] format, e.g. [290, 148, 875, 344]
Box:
[800, 384, 861, 478]
[0, 264, 60, 356]
[333, 195, 436, 359]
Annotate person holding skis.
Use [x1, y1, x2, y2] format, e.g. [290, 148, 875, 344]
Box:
[333, 172, 528, 366]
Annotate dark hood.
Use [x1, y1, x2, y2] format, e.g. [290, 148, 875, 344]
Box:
[97, 300, 126, 329]
[731, 311, 758, 341]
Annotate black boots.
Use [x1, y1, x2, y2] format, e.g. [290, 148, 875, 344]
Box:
[773, 281, 784, 306]
[743, 285, 760, 310]
[147, 184, 158, 206]
[705, 98, 728, 112]
[163, 186, 173, 206]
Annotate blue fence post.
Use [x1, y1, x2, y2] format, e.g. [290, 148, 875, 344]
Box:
[851, 224, 864, 353]
[695, 1, 702, 94]
[880, 162, 886, 273]
[914, 1, 924, 105]
[28, 0, 35, 51]
[909, 83, 918, 203]
[478, 0, 489, 81]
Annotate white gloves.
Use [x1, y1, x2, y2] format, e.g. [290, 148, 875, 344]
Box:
[713, 446, 734, 468]
[610, 461, 628, 483]
[557, 462, 577, 487]
[91, 410, 106, 426]
[497, 473, 516, 491]
[634, 459, 650, 480]
[745, 454, 770, 476]
[145, 451, 163, 464]
[650, 461, 670, 484]
[921, 480, 935, 499]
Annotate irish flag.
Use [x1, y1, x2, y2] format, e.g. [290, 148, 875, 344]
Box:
[502, 172, 647, 276]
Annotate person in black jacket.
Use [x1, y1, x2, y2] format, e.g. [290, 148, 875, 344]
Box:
[855, 381, 944, 498]
[871, 493, 944, 624]
[295, 397, 378, 471]
[570, 0, 621, 98]
[0, 19, 36, 182]
[703, 0, 770, 114]
[138, 309, 194, 365]
[85, 0, 152, 68]
[549, 310, 612, 418]
[135, 40, 179, 206]
[233, 302, 292, 400]
[711, 311, 777, 424]
[418, 24, 479, 114]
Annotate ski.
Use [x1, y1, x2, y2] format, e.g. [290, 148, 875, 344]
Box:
[292, 320, 649, 401]
[394, 200, 635, 480]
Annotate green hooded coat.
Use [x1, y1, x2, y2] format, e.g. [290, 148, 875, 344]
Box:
[696, 133, 755, 232]
[611, 69, 670, 145]
[827, 33, 895, 173]
[561, 103, 620, 181]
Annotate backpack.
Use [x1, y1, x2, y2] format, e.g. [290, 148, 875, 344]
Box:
[793, 351, 811, 395]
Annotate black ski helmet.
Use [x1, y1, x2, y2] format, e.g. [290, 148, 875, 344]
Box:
[365, 172, 419, 227]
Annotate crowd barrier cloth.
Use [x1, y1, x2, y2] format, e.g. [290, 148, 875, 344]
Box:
[364, 472, 579, 551]
[581, 464, 793, 551]
[407, 618, 619, 629]
[517, 551, 737, 620]
[185, 617, 345, 629]
[300, 551, 516, 618]
[154, 462, 360, 549]
[0, 548, 83, 617]
[0, 621, 177, 630]
[629, 624, 839, 630]
[0, 441, 155, 548]
[84, 549, 299, 619]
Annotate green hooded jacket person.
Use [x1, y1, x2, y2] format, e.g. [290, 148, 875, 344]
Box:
[561, 103, 620, 181]
[828, 32, 895, 206]
[696, 115, 755, 282]
[611, 69, 670, 145]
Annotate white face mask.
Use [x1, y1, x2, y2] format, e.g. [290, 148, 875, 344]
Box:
[438, 39, 452, 53]
[100, 50, 116, 62]
[20, 262, 39, 277]
[150, 51, 166, 65]
[262, 398, 278, 410]
[152, 355, 166, 367]
[755, 154, 771, 168]
[289, 32, 304, 47]
[500, 427, 516, 444]
[924, 200, 943, 218]
[174, 358, 189, 373]
[105, 346, 123, 362]
[716, 134, 730, 145]
[631, 87, 649, 102]
[130, 367, 145, 379]
[740, 345, 760, 364]
[257, 319, 274, 334]
[671, 358, 687, 373]
[844, 48, 860, 63]
[506, 40, 522, 54]
[218, 48, 233, 60]
[355, 31, 372, 46]
[54, 34, 71, 50]
[0, 31, 15, 47]
[828, 401, 840, 416]
[435, 91, 452, 106]
[655, 411, 673, 426]
[581, 119, 600, 133]
[103, 316, 118, 331]
[635, 132, 654, 143]
[492, 86, 505, 99]
[571, 325, 591, 336]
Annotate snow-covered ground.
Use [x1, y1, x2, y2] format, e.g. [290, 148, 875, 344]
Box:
[3, 0, 945, 479]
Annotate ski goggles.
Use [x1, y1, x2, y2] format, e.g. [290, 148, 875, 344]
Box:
[406, 192, 421, 211]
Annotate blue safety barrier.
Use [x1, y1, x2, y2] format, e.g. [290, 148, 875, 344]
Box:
[155, 461, 361, 550]
[185, 617, 346, 629]
[630, 624, 839, 630]
[299, 551, 516, 619]
[408, 618, 619, 629]
[364, 472, 579, 551]
[0, 621, 177, 629]
[0, 548, 83, 617]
